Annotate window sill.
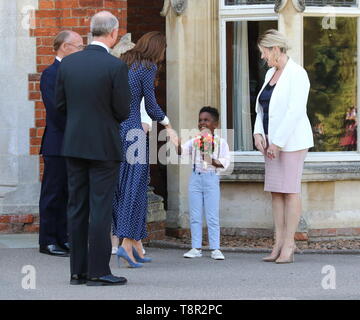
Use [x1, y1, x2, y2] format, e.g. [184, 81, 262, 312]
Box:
[221, 161, 360, 182]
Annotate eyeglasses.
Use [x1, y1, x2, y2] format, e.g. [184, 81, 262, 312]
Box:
[66, 43, 86, 50]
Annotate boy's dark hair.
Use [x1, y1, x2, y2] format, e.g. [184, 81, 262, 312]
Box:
[199, 106, 219, 122]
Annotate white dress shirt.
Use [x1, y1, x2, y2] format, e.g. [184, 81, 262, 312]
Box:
[181, 135, 231, 174]
[91, 41, 110, 53]
[55, 56, 62, 62]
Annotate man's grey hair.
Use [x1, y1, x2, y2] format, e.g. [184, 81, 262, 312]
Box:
[90, 11, 119, 37]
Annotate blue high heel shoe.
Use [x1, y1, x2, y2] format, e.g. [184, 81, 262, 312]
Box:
[116, 247, 143, 268]
[132, 247, 152, 263]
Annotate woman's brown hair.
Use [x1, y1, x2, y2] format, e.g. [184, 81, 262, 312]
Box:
[120, 31, 166, 70]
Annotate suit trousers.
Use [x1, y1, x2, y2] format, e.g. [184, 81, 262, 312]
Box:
[39, 156, 68, 246]
[188, 171, 221, 250]
[66, 157, 120, 278]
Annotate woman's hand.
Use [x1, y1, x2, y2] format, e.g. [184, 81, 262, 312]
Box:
[254, 134, 267, 155]
[142, 123, 150, 134]
[165, 124, 179, 147]
[266, 143, 281, 160]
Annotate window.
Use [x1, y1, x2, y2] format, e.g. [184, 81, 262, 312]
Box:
[224, 0, 357, 5]
[226, 20, 277, 151]
[224, 0, 274, 4]
[305, 0, 357, 7]
[220, 0, 360, 162]
[304, 17, 358, 151]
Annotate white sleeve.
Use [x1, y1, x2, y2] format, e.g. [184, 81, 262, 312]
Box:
[181, 139, 193, 156]
[215, 139, 231, 170]
[253, 112, 265, 136]
[271, 68, 310, 148]
[159, 116, 170, 126]
[140, 98, 153, 131]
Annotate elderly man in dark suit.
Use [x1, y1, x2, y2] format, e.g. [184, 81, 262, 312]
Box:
[56, 11, 131, 286]
[39, 30, 84, 257]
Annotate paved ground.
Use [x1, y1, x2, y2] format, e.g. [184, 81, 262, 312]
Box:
[0, 234, 359, 300]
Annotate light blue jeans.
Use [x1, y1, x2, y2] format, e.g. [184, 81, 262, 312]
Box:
[188, 171, 220, 250]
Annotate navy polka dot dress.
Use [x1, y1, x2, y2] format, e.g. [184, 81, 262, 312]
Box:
[112, 62, 166, 241]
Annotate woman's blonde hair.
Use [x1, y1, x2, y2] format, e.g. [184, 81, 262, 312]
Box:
[257, 29, 290, 53]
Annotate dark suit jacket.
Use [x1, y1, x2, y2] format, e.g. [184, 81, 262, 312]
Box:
[55, 45, 131, 161]
[40, 59, 66, 156]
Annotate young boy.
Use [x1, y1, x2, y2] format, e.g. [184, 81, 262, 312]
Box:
[177, 106, 230, 260]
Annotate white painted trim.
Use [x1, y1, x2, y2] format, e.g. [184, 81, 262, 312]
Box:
[220, 8, 277, 18]
[220, 18, 228, 144]
[304, 7, 360, 16]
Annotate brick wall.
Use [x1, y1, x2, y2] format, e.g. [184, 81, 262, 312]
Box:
[28, 0, 128, 179]
[19, 0, 171, 238]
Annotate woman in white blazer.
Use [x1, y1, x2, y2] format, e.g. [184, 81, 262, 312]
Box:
[253, 30, 314, 264]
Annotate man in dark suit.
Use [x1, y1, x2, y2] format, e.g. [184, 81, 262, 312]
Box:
[55, 11, 131, 286]
[39, 30, 84, 257]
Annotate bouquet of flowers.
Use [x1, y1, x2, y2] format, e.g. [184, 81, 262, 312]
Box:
[193, 132, 219, 168]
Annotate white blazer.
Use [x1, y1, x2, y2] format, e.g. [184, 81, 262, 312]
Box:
[253, 58, 314, 152]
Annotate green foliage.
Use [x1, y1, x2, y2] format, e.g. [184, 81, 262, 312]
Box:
[304, 17, 357, 151]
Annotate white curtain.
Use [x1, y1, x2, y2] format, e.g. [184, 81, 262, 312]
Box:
[233, 21, 253, 151]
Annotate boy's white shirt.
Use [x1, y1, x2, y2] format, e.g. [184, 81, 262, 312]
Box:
[181, 135, 231, 174]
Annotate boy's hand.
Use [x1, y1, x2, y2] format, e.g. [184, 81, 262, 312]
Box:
[201, 152, 213, 165]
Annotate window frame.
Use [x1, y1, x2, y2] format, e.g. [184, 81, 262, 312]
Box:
[219, 1, 360, 162]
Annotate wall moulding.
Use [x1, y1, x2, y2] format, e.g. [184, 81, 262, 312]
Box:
[161, 0, 188, 16]
[221, 161, 360, 182]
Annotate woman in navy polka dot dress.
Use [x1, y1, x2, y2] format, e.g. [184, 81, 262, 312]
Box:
[112, 32, 174, 266]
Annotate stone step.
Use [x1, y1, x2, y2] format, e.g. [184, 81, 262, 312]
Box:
[146, 186, 166, 224]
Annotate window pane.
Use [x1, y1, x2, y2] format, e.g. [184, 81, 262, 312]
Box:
[225, 0, 275, 5]
[305, 0, 357, 7]
[304, 17, 358, 151]
[224, 0, 357, 6]
[226, 20, 277, 151]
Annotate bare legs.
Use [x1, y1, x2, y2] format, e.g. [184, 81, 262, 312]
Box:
[264, 192, 302, 262]
[121, 238, 146, 262]
[111, 234, 146, 263]
[263, 193, 285, 261]
[278, 193, 302, 262]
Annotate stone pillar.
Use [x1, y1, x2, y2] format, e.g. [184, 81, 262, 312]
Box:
[0, 0, 40, 219]
[164, 0, 220, 231]
[277, 0, 304, 65]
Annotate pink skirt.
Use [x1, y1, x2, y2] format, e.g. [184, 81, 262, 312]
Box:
[264, 149, 308, 194]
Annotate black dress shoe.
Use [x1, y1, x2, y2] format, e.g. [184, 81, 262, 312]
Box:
[70, 273, 87, 285]
[39, 244, 69, 257]
[59, 242, 70, 252]
[86, 274, 127, 286]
